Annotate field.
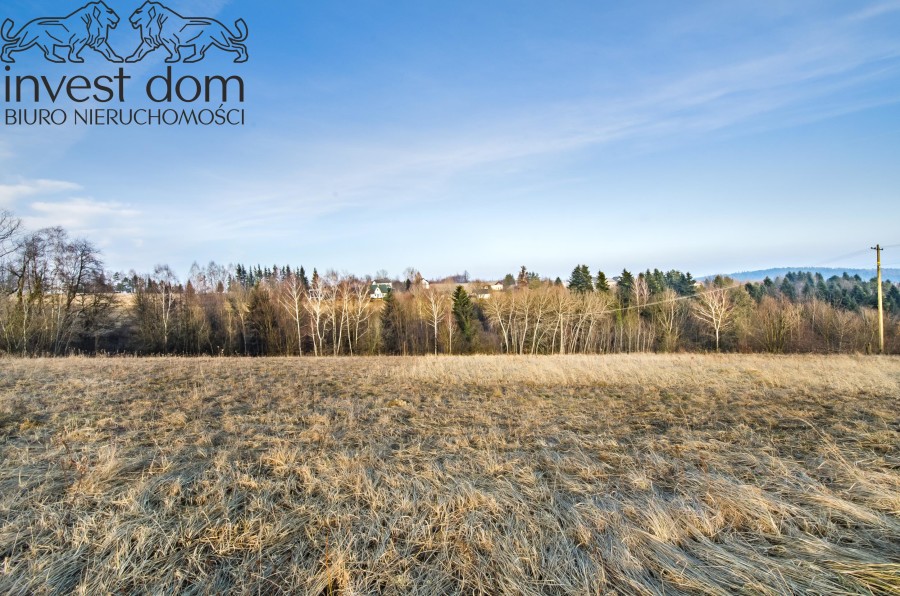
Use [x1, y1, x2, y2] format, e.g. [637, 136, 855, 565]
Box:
[1, 355, 898, 595]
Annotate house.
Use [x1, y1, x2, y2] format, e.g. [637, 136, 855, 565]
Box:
[421, 279, 431, 290]
[370, 282, 393, 300]
[490, 282, 504, 291]
[473, 286, 493, 299]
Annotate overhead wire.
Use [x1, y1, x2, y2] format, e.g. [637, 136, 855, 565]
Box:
[596, 284, 741, 315]
[595, 243, 899, 314]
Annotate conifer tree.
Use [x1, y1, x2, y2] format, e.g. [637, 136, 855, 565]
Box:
[380, 291, 401, 354]
[617, 269, 635, 306]
[299, 266, 309, 291]
[452, 286, 476, 346]
[595, 270, 610, 293]
[568, 264, 593, 293]
[517, 266, 528, 289]
[780, 277, 797, 301]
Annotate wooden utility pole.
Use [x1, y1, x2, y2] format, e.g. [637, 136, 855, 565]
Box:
[872, 244, 884, 354]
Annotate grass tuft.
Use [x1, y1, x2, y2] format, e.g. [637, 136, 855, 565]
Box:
[0, 355, 898, 594]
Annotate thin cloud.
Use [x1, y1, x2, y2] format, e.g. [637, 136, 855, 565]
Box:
[24, 198, 140, 235]
[848, 0, 900, 21]
[0, 179, 82, 208]
[247, 13, 900, 214]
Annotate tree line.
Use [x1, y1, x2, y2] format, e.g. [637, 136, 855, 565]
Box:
[0, 210, 896, 356]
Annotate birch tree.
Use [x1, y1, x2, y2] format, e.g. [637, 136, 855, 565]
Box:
[419, 288, 448, 355]
[693, 281, 738, 352]
[278, 273, 305, 355]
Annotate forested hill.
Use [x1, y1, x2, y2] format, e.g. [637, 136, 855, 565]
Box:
[711, 268, 900, 283]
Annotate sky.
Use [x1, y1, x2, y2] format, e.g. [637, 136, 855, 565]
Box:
[1, 0, 899, 281]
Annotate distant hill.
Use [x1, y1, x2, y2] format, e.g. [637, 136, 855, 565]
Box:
[706, 268, 900, 283]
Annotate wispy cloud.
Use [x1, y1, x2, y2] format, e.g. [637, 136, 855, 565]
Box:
[24, 198, 140, 233]
[848, 1, 900, 21]
[244, 9, 900, 217]
[0, 179, 82, 208]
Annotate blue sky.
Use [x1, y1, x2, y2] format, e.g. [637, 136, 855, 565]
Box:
[1, 0, 899, 281]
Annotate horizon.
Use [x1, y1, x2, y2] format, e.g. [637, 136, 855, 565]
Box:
[1, 1, 899, 281]
[102, 261, 900, 286]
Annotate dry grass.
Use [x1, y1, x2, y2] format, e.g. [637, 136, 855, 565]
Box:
[0, 354, 898, 595]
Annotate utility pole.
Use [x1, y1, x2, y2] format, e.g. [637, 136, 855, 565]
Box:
[871, 244, 884, 354]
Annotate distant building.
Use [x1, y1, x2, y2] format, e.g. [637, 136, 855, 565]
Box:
[421, 279, 431, 290]
[473, 286, 493, 299]
[490, 282, 504, 291]
[370, 282, 393, 299]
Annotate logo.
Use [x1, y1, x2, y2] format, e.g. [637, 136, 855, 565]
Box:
[1, 2, 124, 64]
[125, 2, 247, 64]
[2, 2, 249, 128]
[1, 1, 248, 64]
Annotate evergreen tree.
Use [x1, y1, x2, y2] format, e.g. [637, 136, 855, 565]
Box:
[517, 266, 528, 289]
[815, 278, 828, 301]
[568, 264, 594, 293]
[554, 277, 563, 287]
[299, 266, 309, 291]
[681, 272, 697, 296]
[645, 269, 666, 295]
[780, 277, 797, 301]
[745, 282, 764, 302]
[503, 273, 515, 288]
[711, 274, 731, 288]
[452, 286, 476, 346]
[595, 270, 610, 293]
[380, 291, 402, 354]
[887, 285, 900, 314]
[616, 269, 635, 306]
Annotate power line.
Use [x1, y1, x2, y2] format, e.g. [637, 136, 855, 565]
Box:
[598, 284, 739, 315]
[596, 256, 899, 316]
[812, 247, 876, 268]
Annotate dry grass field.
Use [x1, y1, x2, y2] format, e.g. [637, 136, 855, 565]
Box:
[0, 355, 898, 595]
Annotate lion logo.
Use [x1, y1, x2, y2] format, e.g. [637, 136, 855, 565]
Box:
[1, 2, 124, 63]
[125, 2, 248, 64]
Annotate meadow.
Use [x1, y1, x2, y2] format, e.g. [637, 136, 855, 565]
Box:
[0, 355, 898, 594]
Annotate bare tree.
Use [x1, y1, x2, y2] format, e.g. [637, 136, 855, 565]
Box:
[653, 289, 685, 352]
[419, 288, 448, 355]
[278, 273, 305, 356]
[0, 210, 21, 260]
[1, 226, 106, 355]
[346, 279, 372, 355]
[445, 308, 455, 355]
[756, 296, 800, 353]
[152, 265, 179, 351]
[304, 274, 327, 357]
[225, 281, 251, 355]
[5, 230, 50, 355]
[48, 231, 105, 354]
[693, 283, 739, 352]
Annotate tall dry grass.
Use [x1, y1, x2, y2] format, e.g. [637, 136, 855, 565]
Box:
[0, 355, 898, 594]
